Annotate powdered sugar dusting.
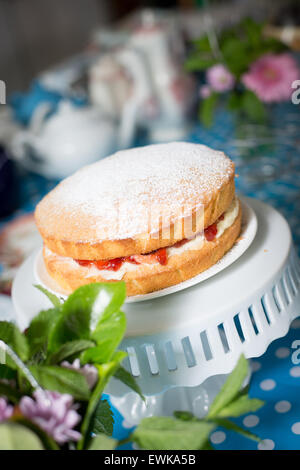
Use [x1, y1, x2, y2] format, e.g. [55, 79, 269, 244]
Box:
[37, 142, 234, 242]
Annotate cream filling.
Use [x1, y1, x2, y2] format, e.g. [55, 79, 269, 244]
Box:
[46, 197, 239, 281]
[167, 196, 239, 255]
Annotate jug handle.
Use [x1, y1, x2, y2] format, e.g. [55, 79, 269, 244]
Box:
[116, 48, 153, 148]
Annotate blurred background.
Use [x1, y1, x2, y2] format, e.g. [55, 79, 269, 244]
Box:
[0, 0, 299, 296]
[1, 0, 298, 93]
[0, 1, 299, 451]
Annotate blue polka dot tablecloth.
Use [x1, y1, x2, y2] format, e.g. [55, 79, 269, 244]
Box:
[105, 318, 300, 451]
[211, 319, 300, 450]
[0, 101, 299, 450]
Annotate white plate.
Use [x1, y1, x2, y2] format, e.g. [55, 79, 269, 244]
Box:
[33, 197, 257, 303]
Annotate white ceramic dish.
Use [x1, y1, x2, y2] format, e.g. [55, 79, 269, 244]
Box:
[33, 197, 257, 303]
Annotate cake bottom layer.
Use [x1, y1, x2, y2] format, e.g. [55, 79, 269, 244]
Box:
[43, 202, 242, 296]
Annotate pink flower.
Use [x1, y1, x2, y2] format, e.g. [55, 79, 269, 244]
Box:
[0, 398, 13, 421]
[199, 84, 212, 98]
[242, 53, 300, 103]
[20, 390, 81, 444]
[61, 359, 98, 389]
[206, 64, 235, 92]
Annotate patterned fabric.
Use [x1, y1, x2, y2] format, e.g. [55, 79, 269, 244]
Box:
[104, 319, 300, 450]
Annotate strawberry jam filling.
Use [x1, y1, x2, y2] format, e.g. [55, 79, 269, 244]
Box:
[75, 212, 225, 271]
[76, 248, 168, 271]
[204, 223, 217, 242]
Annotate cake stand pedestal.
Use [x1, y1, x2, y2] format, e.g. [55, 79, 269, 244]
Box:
[12, 198, 300, 423]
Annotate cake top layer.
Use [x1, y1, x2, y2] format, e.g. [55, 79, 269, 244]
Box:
[35, 142, 234, 243]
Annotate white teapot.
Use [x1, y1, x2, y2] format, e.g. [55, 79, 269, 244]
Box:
[12, 100, 134, 179]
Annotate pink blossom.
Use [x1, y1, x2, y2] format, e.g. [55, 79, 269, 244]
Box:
[199, 84, 212, 98]
[0, 398, 13, 421]
[242, 53, 300, 103]
[20, 390, 81, 444]
[206, 64, 235, 92]
[61, 359, 98, 389]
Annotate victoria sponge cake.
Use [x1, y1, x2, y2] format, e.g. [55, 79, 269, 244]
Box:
[35, 142, 241, 296]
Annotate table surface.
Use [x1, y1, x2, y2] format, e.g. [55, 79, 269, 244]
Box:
[1, 103, 300, 450]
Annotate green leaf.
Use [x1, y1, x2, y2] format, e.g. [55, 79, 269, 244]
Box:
[49, 339, 95, 365]
[217, 395, 264, 418]
[113, 366, 145, 402]
[49, 282, 126, 352]
[202, 439, 215, 450]
[214, 418, 261, 442]
[199, 93, 218, 128]
[81, 310, 126, 364]
[132, 417, 215, 450]
[89, 399, 114, 437]
[185, 35, 219, 71]
[0, 364, 16, 380]
[0, 381, 21, 403]
[241, 90, 266, 123]
[221, 37, 249, 76]
[14, 417, 59, 450]
[88, 433, 117, 450]
[29, 365, 90, 400]
[111, 350, 127, 363]
[227, 92, 243, 111]
[261, 36, 287, 54]
[173, 411, 196, 421]
[192, 36, 212, 52]
[78, 359, 124, 449]
[34, 284, 63, 308]
[235, 384, 250, 400]
[242, 17, 262, 48]
[185, 54, 217, 71]
[26, 308, 59, 359]
[0, 423, 44, 450]
[207, 355, 249, 419]
[0, 322, 28, 364]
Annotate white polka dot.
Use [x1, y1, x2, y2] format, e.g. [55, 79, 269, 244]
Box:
[275, 347, 290, 359]
[260, 379, 276, 391]
[243, 414, 260, 428]
[258, 439, 275, 450]
[291, 319, 300, 329]
[291, 422, 300, 435]
[290, 366, 300, 377]
[275, 400, 291, 413]
[251, 361, 262, 372]
[210, 431, 226, 444]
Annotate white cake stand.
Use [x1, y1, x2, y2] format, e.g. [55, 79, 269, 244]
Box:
[11, 198, 300, 424]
